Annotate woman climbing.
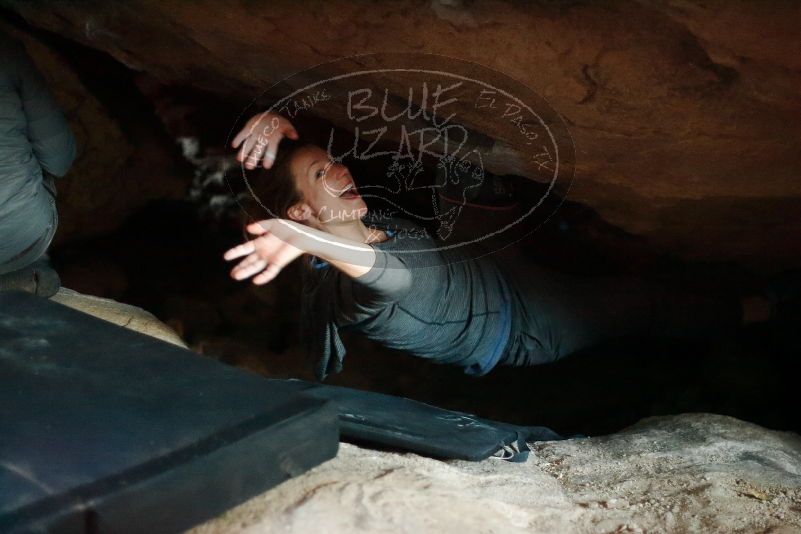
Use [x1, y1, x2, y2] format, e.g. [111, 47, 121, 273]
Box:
[224, 111, 780, 381]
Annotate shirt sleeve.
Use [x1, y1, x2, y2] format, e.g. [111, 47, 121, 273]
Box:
[334, 246, 413, 325]
[11, 38, 76, 177]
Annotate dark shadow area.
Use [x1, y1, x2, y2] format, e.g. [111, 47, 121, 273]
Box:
[4, 8, 797, 439]
[50, 192, 801, 438]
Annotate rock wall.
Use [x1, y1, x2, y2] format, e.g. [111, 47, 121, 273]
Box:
[3, 0, 800, 269]
[0, 18, 190, 245]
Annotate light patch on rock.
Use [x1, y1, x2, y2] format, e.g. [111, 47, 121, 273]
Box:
[50, 287, 187, 348]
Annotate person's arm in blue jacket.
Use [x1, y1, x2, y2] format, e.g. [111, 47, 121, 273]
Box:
[10, 38, 76, 177]
[224, 218, 413, 321]
[337, 247, 413, 321]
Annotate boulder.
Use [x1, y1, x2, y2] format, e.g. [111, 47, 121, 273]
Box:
[50, 287, 187, 348]
[3, 1, 801, 269]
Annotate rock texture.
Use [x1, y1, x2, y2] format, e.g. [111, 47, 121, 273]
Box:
[3, 1, 801, 269]
[189, 413, 801, 533]
[0, 18, 189, 244]
[50, 287, 187, 347]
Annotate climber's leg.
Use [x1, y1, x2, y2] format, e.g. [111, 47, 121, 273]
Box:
[500, 261, 743, 367]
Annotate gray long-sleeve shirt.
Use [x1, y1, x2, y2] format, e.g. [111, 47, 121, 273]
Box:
[0, 34, 76, 264]
[301, 214, 513, 381]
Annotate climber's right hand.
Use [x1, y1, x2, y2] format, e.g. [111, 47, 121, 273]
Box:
[231, 111, 299, 170]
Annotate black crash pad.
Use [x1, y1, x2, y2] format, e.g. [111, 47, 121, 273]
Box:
[270, 379, 563, 462]
[0, 292, 339, 534]
[0, 291, 566, 531]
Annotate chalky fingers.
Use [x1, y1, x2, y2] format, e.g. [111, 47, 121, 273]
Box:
[232, 258, 268, 281]
[223, 241, 256, 261]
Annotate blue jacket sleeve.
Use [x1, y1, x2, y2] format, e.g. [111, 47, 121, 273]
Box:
[11, 39, 76, 177]
[334, 247, 413, 325]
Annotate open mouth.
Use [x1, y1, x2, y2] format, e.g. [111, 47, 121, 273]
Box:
[338, 183, 360, 199]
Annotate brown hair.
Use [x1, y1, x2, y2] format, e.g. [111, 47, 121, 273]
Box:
[242, 139, 317, 221]
[239, 141, 321, 272]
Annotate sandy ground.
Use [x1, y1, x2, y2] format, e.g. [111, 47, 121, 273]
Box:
[189, 413, 801, 534]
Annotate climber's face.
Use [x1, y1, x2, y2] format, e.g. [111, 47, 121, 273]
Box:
[286, 145, 367, 228]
